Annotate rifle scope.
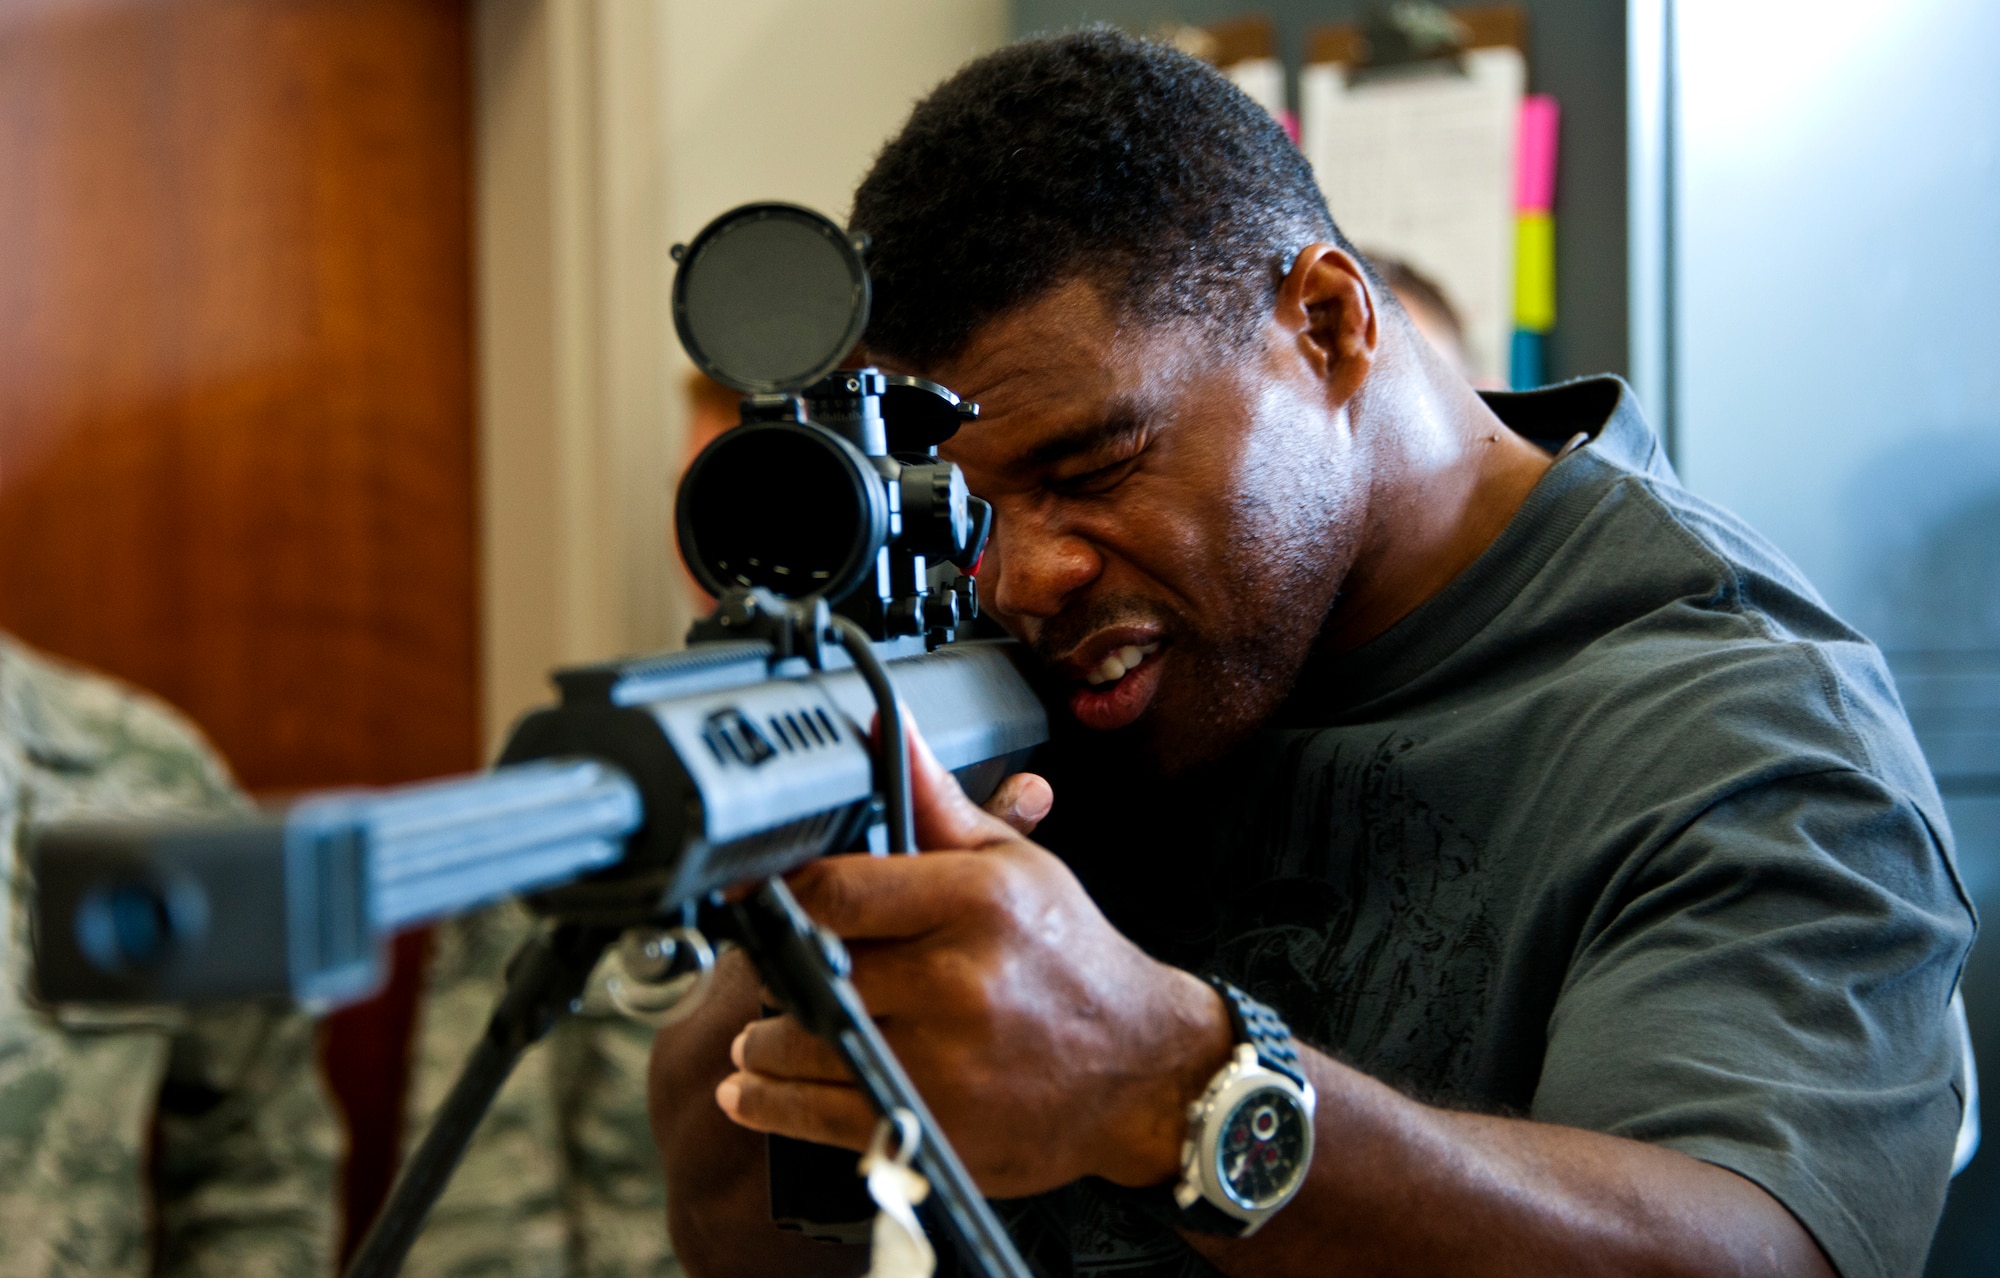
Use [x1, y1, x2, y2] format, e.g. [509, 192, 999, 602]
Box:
[671, 203, 990, 641]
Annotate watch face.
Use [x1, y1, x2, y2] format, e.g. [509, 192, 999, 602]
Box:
[1214, 1085, 1309, 1209]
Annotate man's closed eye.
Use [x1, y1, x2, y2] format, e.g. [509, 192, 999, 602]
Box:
[1050, 455, 1141, 497]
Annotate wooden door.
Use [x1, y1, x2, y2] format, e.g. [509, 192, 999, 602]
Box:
[0, 0, 478, 792]
[0, 0, 478, 1255]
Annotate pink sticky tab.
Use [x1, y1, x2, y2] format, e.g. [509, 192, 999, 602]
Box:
[1515, 95, 1560, 212]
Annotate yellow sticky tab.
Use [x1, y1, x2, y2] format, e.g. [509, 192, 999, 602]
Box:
[1514, 213, 1555, 332]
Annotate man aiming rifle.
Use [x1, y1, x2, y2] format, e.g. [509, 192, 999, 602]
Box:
[648, 29, 1972, 1278]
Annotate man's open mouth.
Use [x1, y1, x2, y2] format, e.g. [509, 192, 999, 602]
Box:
[1069, 642, 1166, 732]
[1082, 642, 1160, 687]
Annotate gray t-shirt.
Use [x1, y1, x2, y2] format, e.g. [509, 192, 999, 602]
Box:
[1008, 377, 1975, 1278]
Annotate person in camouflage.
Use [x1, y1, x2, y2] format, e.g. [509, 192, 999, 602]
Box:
[0, 631, 339, 1278]
[400, 905, 682, 1278]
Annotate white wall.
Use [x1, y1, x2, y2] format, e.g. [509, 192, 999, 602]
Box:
[661, 1, 1007, 236]
[473, 0, 1006, 757]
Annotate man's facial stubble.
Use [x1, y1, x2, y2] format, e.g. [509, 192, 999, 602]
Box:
[1141, 375, 1364, 770]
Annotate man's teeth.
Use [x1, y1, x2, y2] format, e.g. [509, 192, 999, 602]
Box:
[1084, 643, 1160, 687]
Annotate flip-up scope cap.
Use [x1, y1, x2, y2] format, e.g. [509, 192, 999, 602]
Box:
[671, 203, 870, 394]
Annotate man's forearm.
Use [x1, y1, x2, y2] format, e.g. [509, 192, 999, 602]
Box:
[663, 1116, 864, 1278]
[1189, 1050, 1836, 1278]
[659, 966, 1833, 1278]
[649, 951, 866, 1278]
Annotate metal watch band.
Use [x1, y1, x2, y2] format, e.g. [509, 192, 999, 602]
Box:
[1204, 975, 1305, 1087]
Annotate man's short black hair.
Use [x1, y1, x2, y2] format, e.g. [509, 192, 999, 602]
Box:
[851, 27, 1351, 368]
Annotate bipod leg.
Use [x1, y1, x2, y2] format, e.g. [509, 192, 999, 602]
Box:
[728, 878, 1033, 1278]
[344, 919, 623, 1278]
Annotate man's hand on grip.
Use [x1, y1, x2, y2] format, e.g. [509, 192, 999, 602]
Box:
[714, 726, 1232, 1199]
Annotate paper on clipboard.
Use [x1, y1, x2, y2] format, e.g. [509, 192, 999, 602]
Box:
[1300, 47, 1525, 384]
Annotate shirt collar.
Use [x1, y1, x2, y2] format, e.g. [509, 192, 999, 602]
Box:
[1479, 374, 1677, 480]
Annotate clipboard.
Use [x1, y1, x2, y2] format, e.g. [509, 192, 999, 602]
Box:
[1306, 5, 1528, 81]
[1300, 4, 1530, 385]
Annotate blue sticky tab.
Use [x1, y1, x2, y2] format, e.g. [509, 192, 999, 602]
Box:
[1509, 329, 1546, 390]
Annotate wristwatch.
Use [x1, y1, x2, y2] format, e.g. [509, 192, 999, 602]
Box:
[1165, 977, 1317, 1237]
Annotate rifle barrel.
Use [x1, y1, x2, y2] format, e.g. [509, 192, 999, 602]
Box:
[30, 759, 641, 1007]
[301, 759, 642, 932]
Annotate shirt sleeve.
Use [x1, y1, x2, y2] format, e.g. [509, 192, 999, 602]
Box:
[400, 903, 568, 1278]
[547, 1013, 680, 1278]
[400, 902, 682, 1278]
[153, 1005, 340, 1278]
[1, 639, 342, 1278]
[1532, 768, 1974, 1278]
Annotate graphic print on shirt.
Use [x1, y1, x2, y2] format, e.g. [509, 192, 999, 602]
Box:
[1210, 733, 1504, 1101]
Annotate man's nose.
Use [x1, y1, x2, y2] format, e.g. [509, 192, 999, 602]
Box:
[984, 509, 1102, 621]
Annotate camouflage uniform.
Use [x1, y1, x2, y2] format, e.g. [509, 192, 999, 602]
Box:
[0, 633, 338, 1278]
[401, 904, 681, 1278]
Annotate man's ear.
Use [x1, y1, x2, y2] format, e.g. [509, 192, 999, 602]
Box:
[1274, 243, 1378, 407]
